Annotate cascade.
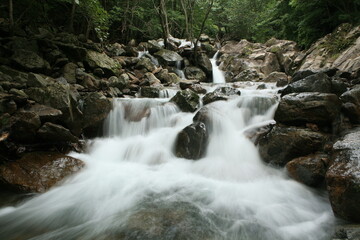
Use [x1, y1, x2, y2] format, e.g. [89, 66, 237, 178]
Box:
[0, 86, 334, 240]
[174, 60, 186, 79]
[211, 50, 226, 84]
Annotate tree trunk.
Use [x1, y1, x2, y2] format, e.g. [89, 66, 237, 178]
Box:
[193, 0, 214, 62]
[155, 0, 170, 48]
[69, 0, 77, 32]
[9, 0, 14, 33]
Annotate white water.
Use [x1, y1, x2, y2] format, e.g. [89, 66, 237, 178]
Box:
[211, 51, 226, 84]
[174, 60, 186, 79]
[0, 87, 334, 240]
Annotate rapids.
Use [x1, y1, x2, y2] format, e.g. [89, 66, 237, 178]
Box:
[0, 84, 335, 240]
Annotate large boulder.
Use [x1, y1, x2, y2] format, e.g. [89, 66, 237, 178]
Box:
[184, 67, 207, 82]
[22, 103, 63, 123]
[203, 87, 241, 105]
[81, 92, 112, 132]
[140, 87, 160, 98]
[286, 153, 329, 187]
[170, 89, 200, 112]
[85, 50, 121, 76]
[135, 57, 157, 72]
[340, 85, 360, 123]
[9, 111, 41, 143]
[258, 126, 328, 166]
[11, 49, 50, 73]
[154, 49, 183, 66]
[196, 53, 212, 77]
[174, 121, 209, 160]
[0, 152, 84, 193]
[108, 74, 129, 90]
[274, 92, 341, 127]
[37, 122, 78, 143]
[326, 128, 360, 222]
[281, 72, 332, 96]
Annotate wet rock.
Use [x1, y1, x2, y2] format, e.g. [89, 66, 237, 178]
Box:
[22, 103, 62, 123]
[174, 121, 208, 160]
[275, 92, 341, 126]
[203, 92, 228, 105]
[117, 201, 219, 240]
[332, 224, 360, 240]
[196, 53, 212, 77]
[179, 80, 200, 90]
[0, 152, 84, 193]
[140, 87, 160, 98]
[326, 128, 360, 222]
[340, 85, 360, 123]
[243, 122, 274, 145]
[184, 67, 207, 82]
[281, 72, 331, 96]
[214, 86, 241, 96]
[11, 49, 50, 72]
[286, 153, 328, 187]
[135, 57, 156, 72]
[331, 78, 348, 96]
[170, 89, 200, 112]
[233, 69, 260, 82]
[189, 84, 207, 94]
[154, 49, 183, 66]
[37, 122, 78, 143]
[10, 111, 41, 143]
[147, 40, 163, 53]
[258, 126, 328, 166]
[85, 50, 121, 77]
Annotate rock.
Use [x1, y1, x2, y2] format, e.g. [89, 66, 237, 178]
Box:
[179, 80, 200, 90]
[331, 78, 348, 96]
[117, 201, 219, 240]
[37, 122, 78, 143]
[326, 128, 360, 222]
[261, 52, 281, 76]
[0, 152, 84, 193]
[292, 70, 316, 82]
[108, 74, 129, 90]
[196, 53, 212, 77]
[24, 83, 83, 135]
[10, 111, 41, 143]
[214, 86, 241, 96]
[281, 72, 332, 96]
[184, 67, 207, 82]
[81, 92, 112, 133]
[189, 84, 207, 94]
[147, 40, 163, 53]
[275, 92, 341, 126]
[22, 103, 62, 123]
[170, 89, 200, 112]
[85, 50, 121, 76]
[264, 72, 288, 84]
[11, 49, 50, 72]
[144, 72, 161, 86]
[233, 69, 260, 82]
[332, 225, 360, 240]
[286, 153, 328, 187]
[27, 73, 49, 87]
[174, 122, 208, 160]
[140, 87, 160, 98]
[106, 43, 126, 57]
[154, 49, 183, 66]
[340, 85, 360, 123]
[135, 57, 156, 72]
[62, 62, 78, 84]
[258, 126, 328, 166]
[203, 92, 228, 105]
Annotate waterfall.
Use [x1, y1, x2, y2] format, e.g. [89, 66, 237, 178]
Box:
[211, 50, 226, 84]
[174, 60, 186, 79]
[0, 86, 334, 240]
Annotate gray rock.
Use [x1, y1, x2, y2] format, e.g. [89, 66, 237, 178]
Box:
[22, 103, 63, 123]
[109, 74, 129, 90]
[154, 49, 183, 65]
[85, 50, 121, 76]
[10, 111, 41, 143]
[135, 57, 156, 72]
[196, 53, 212, 77]
[258, 126, 328, 166]
[281, 72, 332, 96]
[140, 87, 160, 98]
[340, 85, 360, 123]
[27, 73, 48, 87]
[37, 122, 78, 143]
[62, 62, 78, 84]
[174, 121, 208, 160]
[170, 89, 200, 112]
[11, 49, 50, 72]
[275, 92, 341, 126]
[184, 67, 207, 82]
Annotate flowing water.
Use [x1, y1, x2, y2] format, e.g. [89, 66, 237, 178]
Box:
[0, 85, 335, 240]
[211, 51, 226, 84]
